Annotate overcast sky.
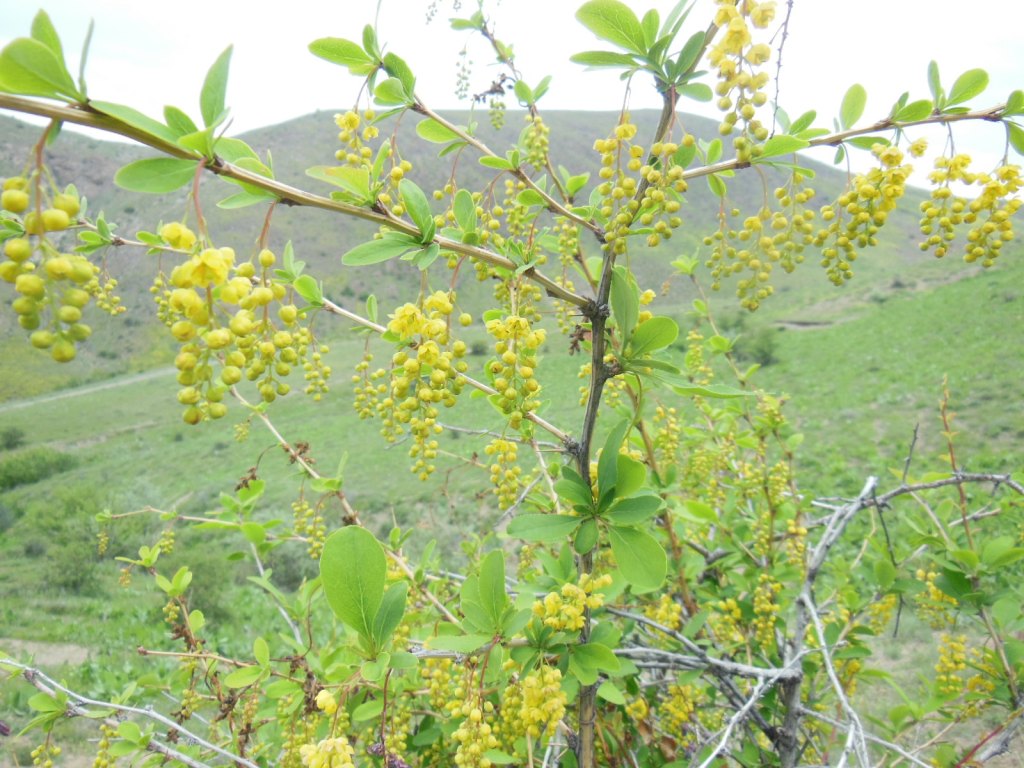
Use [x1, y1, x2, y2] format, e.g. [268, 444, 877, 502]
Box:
[1, 1, 1020, 171]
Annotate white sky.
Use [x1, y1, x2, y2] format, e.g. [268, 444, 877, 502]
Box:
[1, 1, 1020, 171]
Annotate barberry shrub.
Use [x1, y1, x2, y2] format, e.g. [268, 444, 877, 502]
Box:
[1, 3, 1023, 768]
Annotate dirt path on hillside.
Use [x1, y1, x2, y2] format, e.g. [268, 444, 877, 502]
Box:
[0, 637, 90, 667]
[0, 368, 172, 415]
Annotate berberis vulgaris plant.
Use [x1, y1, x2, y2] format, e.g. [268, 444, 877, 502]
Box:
[1, 2, 1023, 766]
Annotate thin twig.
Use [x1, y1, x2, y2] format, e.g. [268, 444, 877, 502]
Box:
[1, 660, 257, 768]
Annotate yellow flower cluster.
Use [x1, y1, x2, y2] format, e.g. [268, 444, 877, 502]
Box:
[450, 698, 499, 768]
[152, 242, 330, 422]
[486, 314, 545, 427]
[915, 568, 958, 628]
[660, 683, 700, 746]
[299, 736, 356, 768]
[708, 1, 776, 149]
[865, 593, 898, 633]
[380, 291, 467, 479]
[532, 573, 613, 632]
[919, 154, 1021, 266]
[752, 573, 782, 648]
[170, 246, 234, 288]
[644, 593, 684, 631]
[518, 665, 567, 738]
[935, 633, 968, 696]
[333, 109, 378, 167]
[710, 597, 745, 646]
[315, 689, 338, 715]
[815, 143, 911, 285]
[484, 437, 522, 509]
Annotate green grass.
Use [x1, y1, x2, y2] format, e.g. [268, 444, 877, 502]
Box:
[754, 259, 1024, 495]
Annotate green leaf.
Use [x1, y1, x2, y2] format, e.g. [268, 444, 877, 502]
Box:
[308, 37, 375, 76]
[459, 576, 494, 633]
[574, 642, 620, 673]
[453, 188, 477, 232]
[610, 265, 640, 345]
[479, 155, 514, 170]
[516, 189, 545, 207]
[640, 9, 659, 48]
[874, 559, 896, 590]
[177, 127, 215, 157]
[401, 180, 435, 243]
[409, 242, 440, 270]
[513, 79, 533, 106]
[947, 68, 988, 106]
[428, 633, 493, 653]
[306, 165, 371, 202]
[706, 138, 723, 164]
[371, 581, 408, 648]
[506, 513, 580, 542]
[1007, 123, 1024, 157]
[416, 117, 462, 144]
[894, 99, 933, 122]
[200, 46, 232, 127]
[555, 466, 594, 510]
[362, 25, 380, 60]
[483, 750, 517, 765]
[677, 498, 716, 524]
[164, 106, 198, 137]
[28, 693, 63, 713]
[90, 101, 180, 144]
[927, 60, 944, 106]
[607, 493, 663, 525]
[847, 135, 889, 151]
[342, 232, 421, 266]
[114, 158, 196, 194]
[574, 518, 599, 554]
[30, 11, 63, 60]
[374, 77, 410, 106]
[478, 550, 509, 630]
[214, 137, 259, 165]
[840, 83, 867, 129]
[576, 1, 647, 54]
[608, 525, 666, 591]
[707, 173, 727, 197]
[224, 665, 264, 688]
[597, 680, 626, 704]
[382, 52, 416, 97]
[627, 316, 678, 357]
[533, 75, 552, 102]
[757, 134, 809, 159]
[569, 50, 639, 69]
[676, 82, 712, 102]
[351, 698, 384, 722]
[789, 110, 817, 134]
[1004, 90, 1024, 116]
[615, 454, 646, 498]
[671, 382, 750, 398]
[293, 274, 323, 307]
[599, 419, 630, 501]
[0, 37, 81, 101]
[253, 637, 270, 668]
[320, 526, 386, 641]
[565, 172, 589, 197]
[218, 190, 277, 209]
[241, 521, 266, 545]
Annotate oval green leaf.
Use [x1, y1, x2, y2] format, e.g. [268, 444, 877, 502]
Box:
[320, 526, 386, 640]
[608, 524, 666, 591]
[114, 158, 197, 194]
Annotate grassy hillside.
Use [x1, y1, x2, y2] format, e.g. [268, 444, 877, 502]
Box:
[0, 107, 981, 399]
[1, 105, 1020, 662]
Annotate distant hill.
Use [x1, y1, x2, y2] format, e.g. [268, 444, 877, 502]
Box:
[0, 108, 1017, 400]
